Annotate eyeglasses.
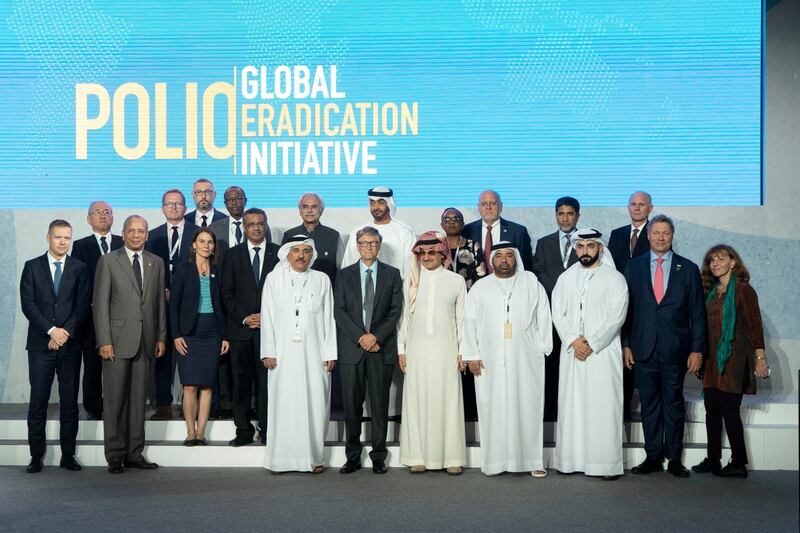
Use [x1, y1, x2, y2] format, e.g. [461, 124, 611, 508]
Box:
[89, 210, 112, 216]
[479, 201, 499, 208]
[416, 250, 441, 257]
[163, 202, 185, 209]
[357, 241, 379, 248]
[194, 189, 214, 197]
[441, 216, 463, 223]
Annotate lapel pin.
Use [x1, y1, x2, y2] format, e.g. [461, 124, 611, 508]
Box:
[676, 264, 682, 271]
[147, 261, 153, 268]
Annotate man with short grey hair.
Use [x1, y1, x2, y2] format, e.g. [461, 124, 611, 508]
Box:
[281, 192, 343, 284]
[185, 178, 226, 227]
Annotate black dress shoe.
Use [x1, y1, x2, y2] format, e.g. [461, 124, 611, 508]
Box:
[372, 462, 388, 474]
[692, 458, 721, 473]
[108, 461, 124, 474]
[195, 438, 208, 446]
[339, 462, 362, 474]
[229, 436, 254, 447]
[667, 460, 690, 477]
[713, 463, 748, 479]
[26, 457, 43, 473]
[86, 411, 103, 421]
[602, 475, 620, 481]
[149, 405, 173, 420]
[183, 438, 197, 447]
[60, 456, 82, 471]
[632, 459, 664, 475]
[124, 458, 158, 469]
[216, 409, 233, 420]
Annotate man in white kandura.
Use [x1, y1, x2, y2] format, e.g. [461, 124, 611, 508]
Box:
[398, 231, 467, 474]
[551, 229, 629, 480]
[342, 187, 416, 280]
[261, 235, 337, 473]
[463, 242, 553, 477]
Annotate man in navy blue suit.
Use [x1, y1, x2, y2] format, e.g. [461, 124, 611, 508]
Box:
[462, 190, 534, 272]
[622, 214, 706, 477]
[145, 189, 199, 419]
[19, 219, 90, 473]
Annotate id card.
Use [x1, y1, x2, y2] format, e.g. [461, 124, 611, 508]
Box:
[292, 326, 302, 343]
[504, 321, 512, 340]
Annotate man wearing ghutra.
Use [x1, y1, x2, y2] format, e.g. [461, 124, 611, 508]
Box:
[551, 229, 628, 480]
[260, 235, 337, 473]
[341, 187, 416, 280]
[463, 242, 552, 477]
[398, 232, 467, 474]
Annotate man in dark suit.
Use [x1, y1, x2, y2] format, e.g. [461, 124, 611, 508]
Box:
[623, 214, 706, 478]
[145, 189, 199, 419]
[282, 193, 343, 285]
[532, 196, 580, 421]
[70, 201, 123, 420]
[222, 208, 280, 445]
[462, 190, 534, 272]
[607, 190, 653, 420]
[185, 178, 227, 227]
[20, 219, 90, 473]
[334, 226, 403, 474]
[94, 215, 167, 474]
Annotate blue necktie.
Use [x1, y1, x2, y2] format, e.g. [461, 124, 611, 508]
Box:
[53, 261, 63, 294]
[252, 247, 261, 284]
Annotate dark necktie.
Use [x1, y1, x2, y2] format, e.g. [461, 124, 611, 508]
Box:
[132, 253, 143, 293]
[234, 221, 242, 244]
[252, 247, 261, 284]
[100, 236, 109, 254]
[53, 261, 63, 294]
[201, 215, 208, 228]
[364, 268, 375, 332]
[562, 234, 572, 268]
[171, 225, 179, 251]
[630, 228, 639, 257]
[484, 224, 493, 274]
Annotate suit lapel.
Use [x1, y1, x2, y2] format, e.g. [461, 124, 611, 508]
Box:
[142, 252, 157, 298]
[38, 254, 57, 298]
[115, 249, 141, 297]
[662, 254, 682, 303]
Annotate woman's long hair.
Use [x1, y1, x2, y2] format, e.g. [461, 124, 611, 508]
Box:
[700, 244, 750, 294]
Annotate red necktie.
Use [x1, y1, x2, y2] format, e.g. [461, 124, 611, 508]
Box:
[654, 257, 665, 303]
[484, 224, 493, 274]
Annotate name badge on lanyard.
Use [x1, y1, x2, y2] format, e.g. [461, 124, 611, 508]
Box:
[504, 321, 512, 340]
[292, 277, 308, 343]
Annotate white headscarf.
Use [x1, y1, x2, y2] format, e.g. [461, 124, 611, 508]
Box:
[569, 228, 616, 269]
[277, 234, 318, 271]
[368, 186, 397, 218]
[487, 241, 545, 331]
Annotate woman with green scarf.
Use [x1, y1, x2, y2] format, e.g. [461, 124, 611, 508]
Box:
[692, 245, 769, 479]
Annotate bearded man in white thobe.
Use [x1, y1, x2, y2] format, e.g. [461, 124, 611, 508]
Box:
[552, 229, 628, 480]
[261, 235, 337, 473]
[342, 187, 416, 280]
[463, 242, 553, 477]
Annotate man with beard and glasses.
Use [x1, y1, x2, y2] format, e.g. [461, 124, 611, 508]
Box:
[185, 178, 226, 227]
[551, 229, 629, 480]
[341, 187, 416, 280]
[463, 242, 552, 477]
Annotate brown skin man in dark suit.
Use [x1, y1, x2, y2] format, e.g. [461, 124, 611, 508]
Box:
[334, 226, 403, 474]
[93, 215, 167, 474]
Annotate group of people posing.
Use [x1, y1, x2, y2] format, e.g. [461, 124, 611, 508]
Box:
[20, 182, 769, 480]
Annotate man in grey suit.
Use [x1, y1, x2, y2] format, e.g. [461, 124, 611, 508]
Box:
[93, 215, 167, 474]
[532, 196, 581, 421]
[334, 226, 403, 474]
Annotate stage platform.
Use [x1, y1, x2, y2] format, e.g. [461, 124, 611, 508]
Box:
[1, 393, 796, 470]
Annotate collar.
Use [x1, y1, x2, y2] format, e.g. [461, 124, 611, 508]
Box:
[124, 247, 143, 260]
[248, 239, 266, 252]
[47, 252, 65, 264]
[168, 219, 185, 230]
[93, 231, 112, 240]
[632, 221, 648, 232]
[650, 250, 673, 262]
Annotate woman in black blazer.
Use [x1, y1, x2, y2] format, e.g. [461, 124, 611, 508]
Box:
[169, 228, 229, 445]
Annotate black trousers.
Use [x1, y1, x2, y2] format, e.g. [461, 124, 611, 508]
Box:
[635, 355, 685, 462]
[704, 387, 748, 466]
[28, 350, 81, 459]
[229, 338, 267, 439]
[543, 333, 561, 421]
[80, 323, 103, 416]
[340, 355, 394, 464]
[216, 353, 234, 410]
[623, 365, 635, 420]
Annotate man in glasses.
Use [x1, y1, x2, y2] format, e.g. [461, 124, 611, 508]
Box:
[71, 201, 123, 420]
[145, 189, 199, 420]
[185, 178, 226, 228]
[462, 190, 534, 273]
[334, 226, 403, 475]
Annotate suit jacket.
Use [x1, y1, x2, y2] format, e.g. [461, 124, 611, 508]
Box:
[209, 216, 274, 263]
[608, 222, 650, 275]
[145, 221, 199, 289]
[185, 208, 227, 226]
[282, 223, 341, 284]
[531, 230, 578, 296]
[92, 248, 168, 358]
[20, 254, 90, 352]
[71, 234, 123, 290]
[168, 261, 226, 338]
[462, 216, 534, 271]
[622, 252, 707, 365]
[221, 241, 280, 341]
[334, 260, 403, 365]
